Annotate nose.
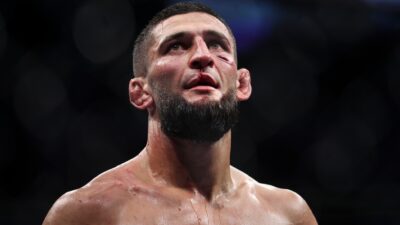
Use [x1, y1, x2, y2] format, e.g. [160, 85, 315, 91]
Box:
[189, 38, 214, 70]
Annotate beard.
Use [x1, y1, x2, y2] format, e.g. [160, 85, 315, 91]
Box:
[152, 85, 239, 143]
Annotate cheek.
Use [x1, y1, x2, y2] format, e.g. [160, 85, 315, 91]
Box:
[151, 57, 183, 77]
[215, 54, 238, 87]
[216, 52, 235, 66]
[148, 57, 186, 91]
[215, 53, 237, 78]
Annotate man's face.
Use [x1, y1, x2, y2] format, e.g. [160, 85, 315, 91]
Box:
[146, 12, 238, 105]
[129, 12, 251, 142]
[143, 12, 241, 142]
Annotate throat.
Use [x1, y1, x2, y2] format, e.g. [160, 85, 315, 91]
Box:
[144, 129, 234, 201]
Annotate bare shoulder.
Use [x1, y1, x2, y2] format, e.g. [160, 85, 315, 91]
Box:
[42, 186, 120, 225]
[43, 159, 139, 225]
[231, 167, 318, 225]
[257, 183, 318, 225]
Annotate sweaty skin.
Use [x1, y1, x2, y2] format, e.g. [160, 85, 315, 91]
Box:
[43, 12, 318, 225]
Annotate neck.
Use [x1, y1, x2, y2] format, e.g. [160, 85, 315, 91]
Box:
[143, 118, 233, 201]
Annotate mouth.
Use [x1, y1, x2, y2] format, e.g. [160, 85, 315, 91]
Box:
[184, 73, 219, 90]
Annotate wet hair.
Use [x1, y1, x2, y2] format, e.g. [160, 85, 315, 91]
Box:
[132, 2, 236, 77]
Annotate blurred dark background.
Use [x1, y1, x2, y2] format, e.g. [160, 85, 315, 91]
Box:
[1, 0, 400, 224]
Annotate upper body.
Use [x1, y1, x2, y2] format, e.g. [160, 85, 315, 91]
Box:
[43, 3, 318, 225]
[43, 153, 316, 225]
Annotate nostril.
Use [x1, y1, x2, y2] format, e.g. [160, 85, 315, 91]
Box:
[190, 61, 202, 69]
[190, 56, 214, 69]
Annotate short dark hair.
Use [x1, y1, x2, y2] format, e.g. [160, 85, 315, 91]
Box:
[132, 2, 236, 77]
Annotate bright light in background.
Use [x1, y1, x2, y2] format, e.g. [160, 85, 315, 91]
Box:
[168, 0, 279, 53]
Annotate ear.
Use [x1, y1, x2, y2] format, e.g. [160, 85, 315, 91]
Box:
[236, 68, 252, 101]
[129, 77, 153, 110]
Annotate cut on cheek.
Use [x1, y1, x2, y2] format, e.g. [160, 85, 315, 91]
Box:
[216, 53, 235, 65]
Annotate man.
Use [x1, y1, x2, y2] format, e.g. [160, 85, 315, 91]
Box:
[43, 2, 318, 224]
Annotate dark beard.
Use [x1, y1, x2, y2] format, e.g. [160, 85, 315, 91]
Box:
[155, 89, 239, 143]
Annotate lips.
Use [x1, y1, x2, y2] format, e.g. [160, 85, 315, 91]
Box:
[184, 73, 219, 89]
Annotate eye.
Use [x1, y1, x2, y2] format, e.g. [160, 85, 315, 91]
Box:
[208, 40, 224, 51]
[166, 42, 184, 53]
[171, 43, 182, 50]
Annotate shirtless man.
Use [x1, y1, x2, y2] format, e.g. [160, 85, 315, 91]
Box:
[43, 2, 318, 225]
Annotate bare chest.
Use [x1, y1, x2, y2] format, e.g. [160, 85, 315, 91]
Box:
[116, 194, 292, 225]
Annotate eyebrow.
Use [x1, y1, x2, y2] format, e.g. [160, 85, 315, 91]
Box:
[158, 29, 232, 51]
[160, 32, 187, 46]
[203, 30, 231, 49]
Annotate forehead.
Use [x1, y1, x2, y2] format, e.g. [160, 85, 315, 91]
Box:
[151, 12, 233, 44]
